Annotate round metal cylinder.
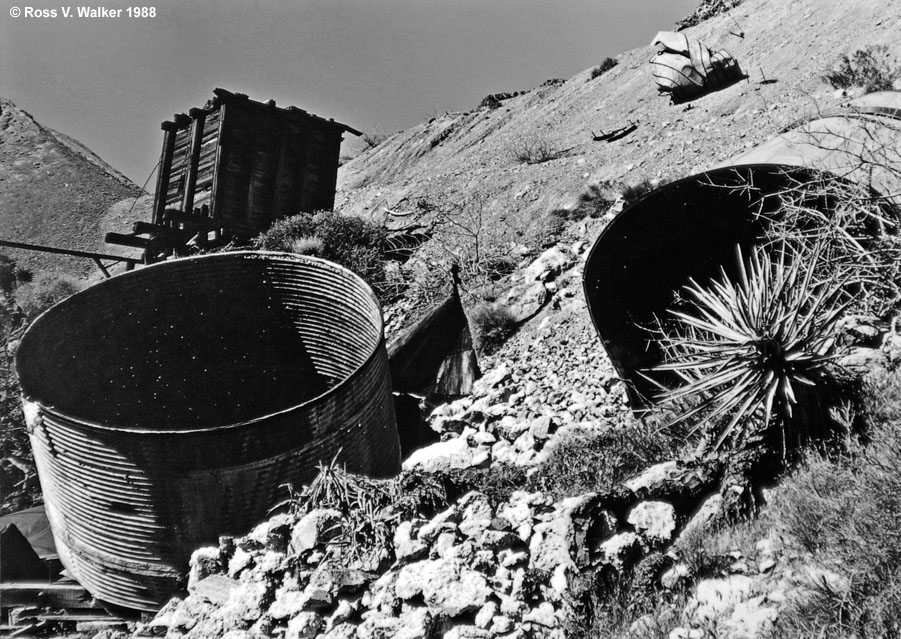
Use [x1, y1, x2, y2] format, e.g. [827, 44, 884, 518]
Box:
[15, 251, 400, 612]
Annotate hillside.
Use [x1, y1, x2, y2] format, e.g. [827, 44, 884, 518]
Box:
[0, 97, 142, 277]
[336, 0, 901, 249]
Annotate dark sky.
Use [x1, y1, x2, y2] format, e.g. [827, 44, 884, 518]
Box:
[1, 0, 698, 184]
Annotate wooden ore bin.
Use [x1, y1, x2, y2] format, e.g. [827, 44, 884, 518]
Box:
[15, 251, 400, 612]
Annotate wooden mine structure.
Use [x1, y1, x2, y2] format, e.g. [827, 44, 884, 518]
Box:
[106, 88, 361, 262]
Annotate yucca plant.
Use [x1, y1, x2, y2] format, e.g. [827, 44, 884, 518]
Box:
[651, 243, 856, 453]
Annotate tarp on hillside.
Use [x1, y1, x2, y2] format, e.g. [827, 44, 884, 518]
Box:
[650, 31, 743, 102]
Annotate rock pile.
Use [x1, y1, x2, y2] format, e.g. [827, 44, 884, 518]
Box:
[138, 449, 749, 639]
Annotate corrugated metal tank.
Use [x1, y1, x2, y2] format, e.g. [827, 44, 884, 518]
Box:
[15, 251, 400, 612]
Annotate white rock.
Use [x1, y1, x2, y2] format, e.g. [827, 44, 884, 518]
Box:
[285, 612, 325, 639]
[475, 601, 498, 629]
[688, 575, 754, 622]
[188, 547, 221, 591]
[291, 509, 342, 554]
[435, 531, 458, 558]
[502, 281, 548, 323]
[473, 363, 510, 396]
[403, 437, 482, 472]
[227, 547, 254, 578]
[499, 549, 528, 567]
[491, 439, 521, 466]
[726, 595, 778, 637]
[523, 601, 557, 627]
[395, 558, 492, 617]
[269, 588, 309, 620]
[628, 501, 677, 542]
[624, 461, 679, 493]
[394, 520, 428, 563]
[418, 505, 458, 543]
[661, 563, 690, 589]
[524, 247, 571, 282]
[490, 615, 514, 634]
[598, 532, 642, 570]
[247, 513, 293, 547]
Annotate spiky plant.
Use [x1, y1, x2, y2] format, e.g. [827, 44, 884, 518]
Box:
[651, 244, 855, 453]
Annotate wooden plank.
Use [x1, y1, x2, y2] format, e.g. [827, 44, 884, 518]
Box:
[180, 109, 207, 215]
[152, 123, 178, 225]
[0, 582, 95, 609]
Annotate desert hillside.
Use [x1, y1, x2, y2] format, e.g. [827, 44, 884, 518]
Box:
[0, 97, 142, 276]
[336, 0, 901, 248]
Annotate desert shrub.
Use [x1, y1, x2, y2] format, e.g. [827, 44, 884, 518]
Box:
[279, 459, 448, 569]
[765, 174, 901, 318]
[470, 303, 517, 354]
[589, 57, 618, 81]
[361, 130, 387, 149]
[550, 183, 617, 224]
[824, 45, 900, 93]
[289, 235, 324, 256]
[435, 465, 529, 507]
[651, 244, 854, 453]
[0, 254, 31, 298]
[511, 135, 560, 165]
[620, 179, 656, 206]
[479, 94, 502, 110]
[528, 418, 686, 499]
[252, 211, 389, 300]
[14, 272, 82, 319]
[765, 372, 901, 637]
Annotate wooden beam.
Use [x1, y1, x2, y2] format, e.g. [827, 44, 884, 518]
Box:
[0, 239, 141, 265]
[180, 108, 207, 216]
[0, 583, 95, 609]
[153, 122, 179, 225]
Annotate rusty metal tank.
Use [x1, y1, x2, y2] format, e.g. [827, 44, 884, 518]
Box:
[15, 251, 400, 612]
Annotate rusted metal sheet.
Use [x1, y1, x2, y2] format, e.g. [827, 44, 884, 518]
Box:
[16, 252, 400, 612]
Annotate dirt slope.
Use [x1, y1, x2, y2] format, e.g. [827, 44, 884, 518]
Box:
[0, 97, 141, 277]
[336, 0, 901, 245]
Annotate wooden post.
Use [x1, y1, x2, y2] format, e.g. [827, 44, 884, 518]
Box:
[152, 120, 178, 225]
[181, 107, 207, 217]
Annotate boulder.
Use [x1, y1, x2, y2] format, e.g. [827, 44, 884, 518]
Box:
[403, 435, 487, 472]
[394, 520, 429, 563]
[628, 501, 677, 543]
[285, 612, 324, 639]
[395, 558, 492, 617]
[459, 492, 493, 539]
[524, 247, 571, 283]
[502, 281, 549, 323]
[188, 547, 223, 590]
[597, 532, 642, 570]
[687, 575, 754, 622]
[677, 493, 723, 543]
[291, 509, 343, 555]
